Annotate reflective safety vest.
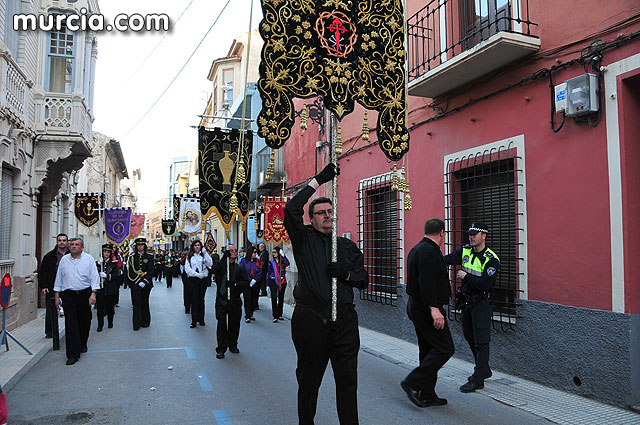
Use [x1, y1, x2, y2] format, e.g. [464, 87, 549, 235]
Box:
[461, 247, 499, 277]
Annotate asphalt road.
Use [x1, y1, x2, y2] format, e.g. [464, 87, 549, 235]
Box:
[6, 277, 550, 424]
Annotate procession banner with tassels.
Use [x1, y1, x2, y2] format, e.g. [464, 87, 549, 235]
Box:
[129, 214, 145, 239]
[74, 193, 104, 227]
[263, 196, 291, 244]
[162, 219, 177, 236]
[177, 196, 202, 235]
[257, 0, 409, 161]
[173, 196, 181, 222]
[104, 207, 132, 246]
[198, 127, 252, 234]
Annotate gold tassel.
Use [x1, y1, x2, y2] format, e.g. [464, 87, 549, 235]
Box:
[404, 189, 412, 210]
[229, 190, 238, 212]
[254, 214, 259, 230]
[236, 163, 246, 184]
[335, 126, 343, 155]
[399, 165, 407, 192]
[362, 111, 369, 141]
[265, 149, 275, 181]
[300, 103, 308, 130]
[391, 163, 399, 191]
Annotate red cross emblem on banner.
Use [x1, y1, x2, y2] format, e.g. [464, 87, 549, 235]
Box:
[328, 18, 348, 53]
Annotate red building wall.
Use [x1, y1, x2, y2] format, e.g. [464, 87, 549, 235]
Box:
[281, 1, 640, 313]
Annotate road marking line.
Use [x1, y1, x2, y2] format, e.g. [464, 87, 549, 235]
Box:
[213, 410, 232, 425]
[197, 373, 213, 392]
[86, 347, 197, 358]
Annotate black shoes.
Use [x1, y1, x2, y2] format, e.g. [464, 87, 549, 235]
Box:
[460, 380, 484, 393]
[199, 322, 205, 326]
[66, 358, 78, 365]
[108, 322, 113, 329]
[400, 381, 426, 408]
[80, 347, 88, 353]
[229, 347, 239, 354]
[45, 334, 52, 339]
[420, 393, 447, 406]
[185, 308, 190, 314]
[97, 326, 103, 332]
[245, 318, 251, 323]
[216, 352, 225, 359]
[190, 323, 197, 328]
[278, 316, 284, 321]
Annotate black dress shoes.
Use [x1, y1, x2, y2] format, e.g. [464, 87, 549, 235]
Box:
[198, 322, 205, 326]
[190, 323, 197, 328]
[400, 381, 426, 408]
[97, 326, 103, 332]
[229, 347, 239, 354]
[80, 347, 88, 353]
[66, 358, 78, 365]
[216, 352, 225, 359]
[460, 380, 484, 393]
[420, 392, 447, 406]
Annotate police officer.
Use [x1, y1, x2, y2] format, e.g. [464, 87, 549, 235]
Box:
[444, 222, 499, 393]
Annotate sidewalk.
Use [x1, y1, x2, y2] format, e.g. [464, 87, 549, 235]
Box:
[264, 296, 640, 425]
[0, 308, 65, 391]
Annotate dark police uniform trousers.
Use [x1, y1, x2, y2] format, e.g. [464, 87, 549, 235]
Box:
[462, 297, 492, 379]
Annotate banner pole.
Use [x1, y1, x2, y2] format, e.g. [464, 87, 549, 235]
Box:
[98, 193, 103, 289]
[330, 113, 338, 323]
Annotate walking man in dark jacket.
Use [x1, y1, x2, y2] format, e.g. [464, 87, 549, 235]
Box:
[38, 233, 69, 338]
[284, 164, 368, 425]
[401, 218, 454, 407]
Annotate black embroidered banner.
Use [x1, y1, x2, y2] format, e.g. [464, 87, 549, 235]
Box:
[198, 127, 252, 232]
[74, 193, 104, 227]
[162, 219, 177, 236]
[257, 0, 409, 161]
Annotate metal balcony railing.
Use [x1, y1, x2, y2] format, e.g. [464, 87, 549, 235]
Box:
[407, 0, 537, 81]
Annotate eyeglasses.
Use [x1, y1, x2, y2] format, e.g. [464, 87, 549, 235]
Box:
[313, 209, 333, 217]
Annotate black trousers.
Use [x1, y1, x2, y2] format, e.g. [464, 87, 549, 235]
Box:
[182, 273, 191, 311]
[44, 291, 55, 337]
[462, 300, 492, 381]
[268, 279, 287, 319]
[131, 285, 152, 330]
[96, 291, 116, 329]
[404, 303, 454, 397]
[189, 277, 208, 325]
[251, 279, 261, 310]
[165, 268, 173, 287]
[242, 286, 254, 319]
[60, 288, 92, 360]
[215, 303, 242, 353]
[291, 304, 359, 425]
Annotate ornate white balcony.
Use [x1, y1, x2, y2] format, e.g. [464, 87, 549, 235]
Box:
[0, 53, 32, 126]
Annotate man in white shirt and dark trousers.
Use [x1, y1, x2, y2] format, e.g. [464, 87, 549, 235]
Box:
[53, 237, 100, 365]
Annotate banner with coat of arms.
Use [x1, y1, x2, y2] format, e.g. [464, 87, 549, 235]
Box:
[129, 214, 145, 239]
[162, 219, 177, 236]
[104, 207, 132, 246]
[204, 230, 217, 254]
[177, 196, 202, 235]
[263, 196, 291, 244]
[74, 193, 104, 227]
[198, 126, 252, 233]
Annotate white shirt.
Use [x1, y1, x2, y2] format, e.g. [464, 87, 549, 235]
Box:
[184, 252, 213, 279]
[53, 252, 100, 292]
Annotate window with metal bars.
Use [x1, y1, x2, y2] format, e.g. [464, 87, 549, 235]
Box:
[0, 169, 14, 260]
[357, 173, 403, 305]
[445, 148, 523, 329]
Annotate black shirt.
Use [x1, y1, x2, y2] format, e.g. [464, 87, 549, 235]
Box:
[38, 247, 70, 291]
[444, 246, 500, 295]
[211, 260, 249, 308]
[126, 253, 155, 289]
[284, 185, 368, 309]
[406, 237, 451, 307]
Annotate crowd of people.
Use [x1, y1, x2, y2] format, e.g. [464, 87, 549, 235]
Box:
[35, 164, 500, 425]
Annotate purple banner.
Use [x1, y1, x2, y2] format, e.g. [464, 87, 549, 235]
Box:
[104, 207, 132, 246]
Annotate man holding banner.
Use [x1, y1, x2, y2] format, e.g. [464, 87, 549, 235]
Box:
[284, 164, 368, 425]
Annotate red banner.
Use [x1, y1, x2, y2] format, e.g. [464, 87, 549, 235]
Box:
[129, 214, 145, 239]
[263, 196, 290, 244]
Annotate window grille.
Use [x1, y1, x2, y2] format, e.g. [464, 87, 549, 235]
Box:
[0, 169, 14, 260]
[444, 145, 523, 329]
[357, 173, 403, 305]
